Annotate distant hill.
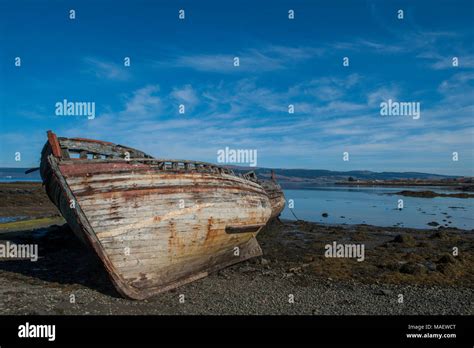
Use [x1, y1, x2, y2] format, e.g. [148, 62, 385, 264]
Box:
[228, 166, 461, 188]
[229, 166, 457, 179]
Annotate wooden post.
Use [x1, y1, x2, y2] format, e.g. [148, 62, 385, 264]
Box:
[47, 130, 62, 158]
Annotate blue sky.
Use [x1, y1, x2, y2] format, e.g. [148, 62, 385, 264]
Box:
[0, 0, 473, 175]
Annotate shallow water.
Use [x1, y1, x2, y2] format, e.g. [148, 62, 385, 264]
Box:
[0, 179, 41, 182]
[281, 186, 474, 230]
[0, 216, 27, 223]
[0, 168, 41, 182]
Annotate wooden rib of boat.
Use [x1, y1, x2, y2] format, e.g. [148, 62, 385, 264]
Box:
[40, 131, 284, 300]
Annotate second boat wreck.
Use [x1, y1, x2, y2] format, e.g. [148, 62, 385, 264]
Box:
[40, 131, 285, 299]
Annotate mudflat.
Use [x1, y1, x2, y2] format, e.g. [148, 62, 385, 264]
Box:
[0, 182, 59, 219]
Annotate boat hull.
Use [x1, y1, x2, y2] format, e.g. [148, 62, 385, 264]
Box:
[260, 180, 286, 219]
[41, 142, 271, 299]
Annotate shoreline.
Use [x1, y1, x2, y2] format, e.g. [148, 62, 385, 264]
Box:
[391, 190, 474, 199]
[335, 182, 474, 190]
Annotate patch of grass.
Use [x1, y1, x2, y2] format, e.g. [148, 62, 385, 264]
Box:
[0, 216, 65, 232]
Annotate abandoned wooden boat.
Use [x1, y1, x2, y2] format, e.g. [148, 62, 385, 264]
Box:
[40, 131, 274, 299]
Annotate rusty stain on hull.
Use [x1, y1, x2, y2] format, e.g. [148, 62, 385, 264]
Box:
[40, 131, 285, 299]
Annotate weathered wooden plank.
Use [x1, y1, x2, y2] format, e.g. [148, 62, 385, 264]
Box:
[59, 138, 150, 159]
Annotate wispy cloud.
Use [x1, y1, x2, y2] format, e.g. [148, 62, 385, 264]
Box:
[84, 57, 130, 80]
[157, 45, 323, 73]
[437, 72, 474, 105]
[367, 85, 400, 107]
[171, 84, 199, 109]
[332, 39, 405, 54]
[332, 30, 460, 57]
[288, 74, 361, 102]
[417, 51, 474, 70]
[122, 85, 161, 116]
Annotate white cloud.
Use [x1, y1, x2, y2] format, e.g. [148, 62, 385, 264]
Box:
[332, 39, 405, 54]
[159, 45, 323, 73]
[84, 57, 130, 80]
[367, 86, 400, 107]
[171, 84, 199, 108]
[289, 74, 361, 102]
[418, 51, 474, 70]
[123, 85, 162, 116]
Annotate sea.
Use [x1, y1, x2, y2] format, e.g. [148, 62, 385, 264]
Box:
[281, 187, 473, 230]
